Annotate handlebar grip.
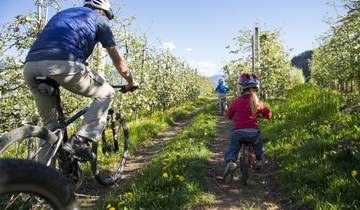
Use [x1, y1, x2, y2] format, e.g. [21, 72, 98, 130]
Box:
[119, 85, 127, 93]
[119, 85, 140, 93]
[112, 80, 143, 93]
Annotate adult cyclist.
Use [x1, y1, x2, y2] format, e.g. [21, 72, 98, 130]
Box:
[23, 0, 138, 160]
[215, 78, 229, 111]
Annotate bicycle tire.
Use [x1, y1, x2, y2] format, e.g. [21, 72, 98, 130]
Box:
[90, 110, 129, 186]
[240, 146, 250, 186]
[220, 102, 224, 115]
[0, 158, 78, 210]
[0, 125, 58, 153]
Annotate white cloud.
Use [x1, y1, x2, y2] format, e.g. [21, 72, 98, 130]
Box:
[188, 61, 221, 76]
[186, 48, 192, 52]
[161, 42, 176, 52]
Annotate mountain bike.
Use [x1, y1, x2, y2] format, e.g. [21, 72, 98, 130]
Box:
[0, 158, 79, 210]
[238, 138, 257, 186]
[0, 76, 140, 187]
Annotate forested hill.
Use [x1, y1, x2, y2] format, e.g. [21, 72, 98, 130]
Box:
[291, 50, 313, 81]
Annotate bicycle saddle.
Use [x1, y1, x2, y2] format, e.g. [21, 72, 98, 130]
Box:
[239, 137, 257, 143]
[34, 76, 59, 96]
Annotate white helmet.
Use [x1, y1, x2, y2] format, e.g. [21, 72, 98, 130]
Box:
[84, 0, 114, 20]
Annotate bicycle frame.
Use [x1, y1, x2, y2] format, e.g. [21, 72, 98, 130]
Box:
[34, 76, 132, 186]
[239, 142, 256, 169]
[44, 105, 89, 167]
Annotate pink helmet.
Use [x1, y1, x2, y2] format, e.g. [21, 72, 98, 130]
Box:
[239, 73, 260, 89]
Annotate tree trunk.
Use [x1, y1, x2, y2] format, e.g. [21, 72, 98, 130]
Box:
[358, 73, 360, 95]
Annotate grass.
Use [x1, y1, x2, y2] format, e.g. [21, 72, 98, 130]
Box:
[94, 98, 209, 171]
[261, 84, 360, 209]
[100, 103, 217, 210]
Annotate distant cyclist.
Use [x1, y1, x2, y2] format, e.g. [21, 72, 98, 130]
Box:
[23, 0, 138, 160]
[223, 73, 272, 183]
[214, 78, 229, 110]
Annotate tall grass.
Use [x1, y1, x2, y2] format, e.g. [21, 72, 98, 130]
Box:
[261, 84, 360, 209]
[101, 104, 217, 210]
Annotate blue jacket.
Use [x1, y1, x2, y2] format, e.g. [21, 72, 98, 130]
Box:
[26, 7, 115, 63]
[215, 84, 229, 94]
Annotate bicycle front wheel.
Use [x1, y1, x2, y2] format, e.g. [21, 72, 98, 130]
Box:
[240, 146, 250, 186]
[90, 109, 129, 186]
[0, 158, 78, 210]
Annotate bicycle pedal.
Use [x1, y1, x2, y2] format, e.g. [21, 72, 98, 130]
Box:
[75, 150, 96, 162]
[102, 145, 112, 154]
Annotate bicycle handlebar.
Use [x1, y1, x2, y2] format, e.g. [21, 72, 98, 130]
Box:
[112, 80, 144, 93]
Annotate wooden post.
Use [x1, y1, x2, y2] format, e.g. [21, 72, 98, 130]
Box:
[255, 27, 260, 76]
[37, 0, 42, 22]
[36, 0, 49, 27]
[251, 35, 255, 73]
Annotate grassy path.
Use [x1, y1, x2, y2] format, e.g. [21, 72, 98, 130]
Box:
[202, 115, 286, 210]
[76, 100, 210, 209]
[100, 103, 217, 209]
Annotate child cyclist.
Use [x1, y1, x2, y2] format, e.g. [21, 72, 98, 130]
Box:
[215, 78, 229, 109]
[223, 73, 272, 184]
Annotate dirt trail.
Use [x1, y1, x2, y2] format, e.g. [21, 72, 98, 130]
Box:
[203, 115, 288, 210]
[76, 106, 204, 209]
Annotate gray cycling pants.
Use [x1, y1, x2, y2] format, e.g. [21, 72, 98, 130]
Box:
[23, 60, 115, 142]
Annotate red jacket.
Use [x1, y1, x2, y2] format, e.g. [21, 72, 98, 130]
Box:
[226, 95, 272, 130]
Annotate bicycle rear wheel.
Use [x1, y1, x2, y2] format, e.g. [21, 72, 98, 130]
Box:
[240, 145, 250, 186]
[0, 158, 78, 210]
[220, 102, 224, 115]
[90, 109, 129, 186]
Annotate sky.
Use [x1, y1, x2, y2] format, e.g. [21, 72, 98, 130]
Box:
[0, 0, 346, 76]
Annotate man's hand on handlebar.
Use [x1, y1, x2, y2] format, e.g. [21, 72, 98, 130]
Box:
[125, 81, 139, 92]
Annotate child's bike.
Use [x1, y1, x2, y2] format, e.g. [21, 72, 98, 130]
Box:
[238, 139, 257, 186]
[223, 137, 257, 186]
[219, 96, 227, 115]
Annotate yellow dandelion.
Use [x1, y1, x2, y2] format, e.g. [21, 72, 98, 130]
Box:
[176, 174, 185, 182]
[162, 172, 169, 178]
[178, 175, 185, 182]
[352, 170, 357, 177]
[126, 192, 134, 201]
[109, 208, 115, 210]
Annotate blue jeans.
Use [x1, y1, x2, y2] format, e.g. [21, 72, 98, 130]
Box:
[224, 129, 264, 164]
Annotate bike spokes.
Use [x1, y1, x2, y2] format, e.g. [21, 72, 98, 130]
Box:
[1, 193, 54, 210]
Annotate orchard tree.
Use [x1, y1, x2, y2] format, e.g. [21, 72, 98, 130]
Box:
[224, 27, 303, 99]
[311, 0, 360, 93]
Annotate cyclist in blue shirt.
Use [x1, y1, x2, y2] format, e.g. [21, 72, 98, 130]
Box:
[215, 79, 229, 110]
[23, 0, 138, 160]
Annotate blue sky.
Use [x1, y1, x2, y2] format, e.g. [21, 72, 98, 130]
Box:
[0, 0, 345, 76]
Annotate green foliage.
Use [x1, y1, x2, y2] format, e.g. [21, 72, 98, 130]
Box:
[101, 104, 217, 210]
[311, 0, 360, 93]
[0, 3, 214, 134]
[289, 67, 305, 86]
[261, 84, 360, 209]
